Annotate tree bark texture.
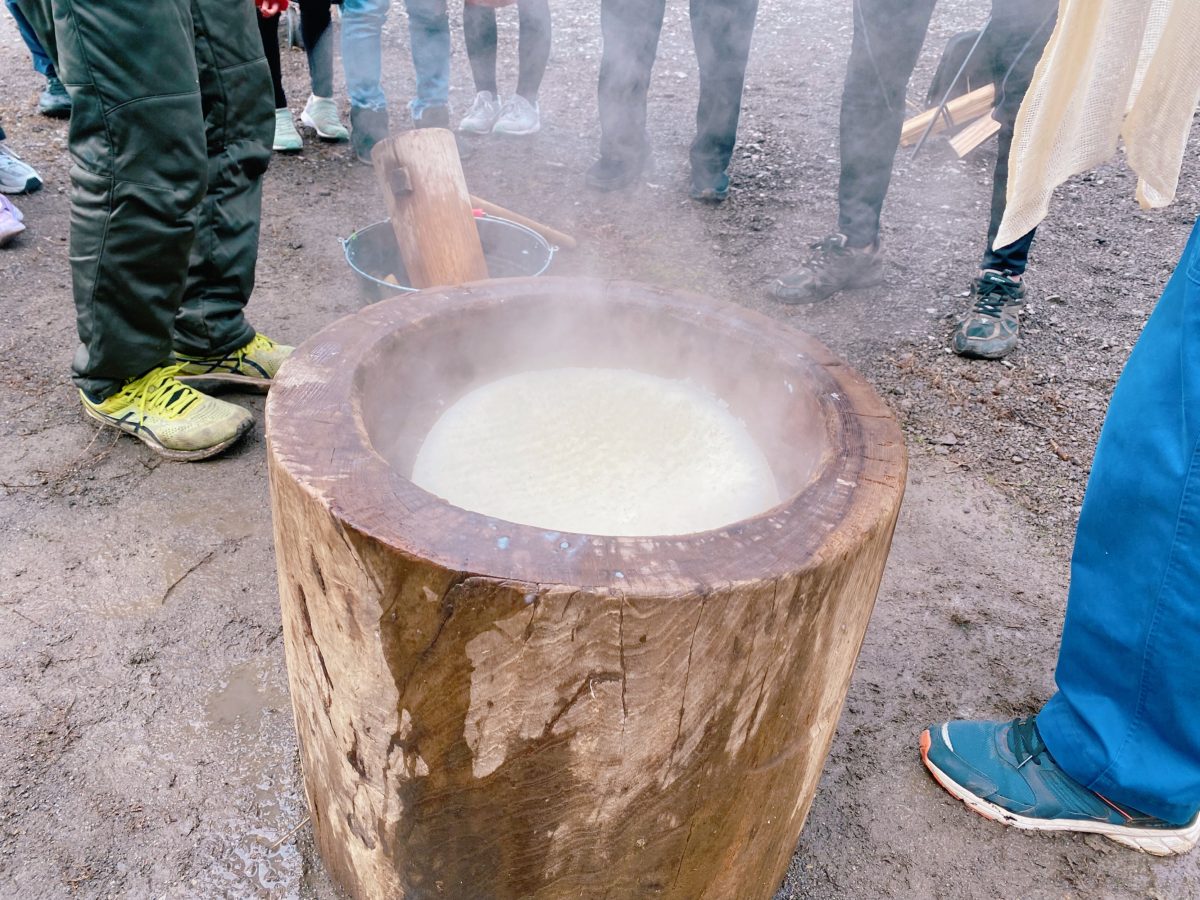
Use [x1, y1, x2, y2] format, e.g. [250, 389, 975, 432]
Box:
[266, 277, 907, 900]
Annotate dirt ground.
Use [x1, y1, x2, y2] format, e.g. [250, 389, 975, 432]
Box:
[2, 0, 1199, 897]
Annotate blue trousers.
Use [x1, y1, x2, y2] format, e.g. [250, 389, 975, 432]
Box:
[341, 0, 449, 118]
[1038, 217, 1200, 826]
[6, 0, 56, 77]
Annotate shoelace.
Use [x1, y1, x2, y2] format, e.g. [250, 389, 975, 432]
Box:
[972, 276, 1021, 317]
[121, 365, 201, 421]
[186, 334, 275, 369]
[809, 234, 849, 257]
[241, 333, 276, 358]
[1010, 716, 1051, 770]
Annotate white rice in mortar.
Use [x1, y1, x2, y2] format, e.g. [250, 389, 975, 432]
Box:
[411, 368, 780, 536]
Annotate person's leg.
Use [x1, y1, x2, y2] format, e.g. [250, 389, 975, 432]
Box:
[6, 0, 54, 76]
[463, 3, 499, 96]
[921, 222, 1200, 854]
[459, 1, 504, 133]
[687, 0, 758, 194]
[14, 0, 208, 398]
[296, 0, 349, 141]
[771, 0, 932, 304]
[299, 0, 335, 98]
[7, 0, 70, 116]
[404, 0, 450, 121]
[978, 0, 1055, 277]
[596, 0, 665, 166]
[952, 0, 1055, 360]
[342, 0, 390, 158]
[488, 0, 547, 135]
[342, 0, 390, 112]
[173, 0, 274, 359]
[837, 0, 936, 247]
[1036, 220, 1200, 827]
[262, 10, 305, 152]
[259, 10, 289, 109]
[515, 0, 550, 101]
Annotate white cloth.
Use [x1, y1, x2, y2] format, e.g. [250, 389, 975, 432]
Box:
[995, 0, 1200, 249]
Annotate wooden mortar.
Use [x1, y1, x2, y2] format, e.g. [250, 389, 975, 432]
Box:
[266, 276, 906, 900]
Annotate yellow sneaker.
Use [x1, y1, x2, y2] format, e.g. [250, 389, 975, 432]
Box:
[80, 365, 254, 461]
[175, 333, 293, 394]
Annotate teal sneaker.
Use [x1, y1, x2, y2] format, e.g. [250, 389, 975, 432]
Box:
[951, 271, 1026, 359]
[920, 717, 1200, 857]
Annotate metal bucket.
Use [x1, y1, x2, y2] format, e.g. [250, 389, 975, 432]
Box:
[342, 216, 556, 300]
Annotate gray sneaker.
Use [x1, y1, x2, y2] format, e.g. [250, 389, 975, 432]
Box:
[770, 233, 883, 304]
[493, 95, 540, 136]
[0, 142, 42, 195]
[301, 95, 349, 142]
[458, 91, 501, 134]
[951, 272, 1027, 360]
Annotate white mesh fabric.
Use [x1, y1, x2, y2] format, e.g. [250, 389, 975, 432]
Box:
[995, 0, 1200, 249]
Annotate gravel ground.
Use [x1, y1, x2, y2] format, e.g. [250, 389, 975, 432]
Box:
[2, 1, 1198, 897]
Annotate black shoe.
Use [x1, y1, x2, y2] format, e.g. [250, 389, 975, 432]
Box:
[350, 105, 389, 164]
[585, 153, 650, 192]
[770, 233, 884, 304]
[689, 170, 730, 203]
[951, 271, 1027, 360]
[38, 76, 71, 119]
[414, 106, 450, 129]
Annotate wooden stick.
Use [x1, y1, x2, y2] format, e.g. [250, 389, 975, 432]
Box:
[372, 130, 488, 289]
[899, 84, 995, 146]
[469, 195, 578, 250]
[268, 816, 311, 852]
[949, 113, 1001, 158]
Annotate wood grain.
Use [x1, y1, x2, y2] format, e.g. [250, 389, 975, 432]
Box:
[371, 129, 488, 289]
[266, 277, 907, 900]
[900, 84, 996, 146]
[468, 195, 578, 250]
[949, 113, 1001, 158]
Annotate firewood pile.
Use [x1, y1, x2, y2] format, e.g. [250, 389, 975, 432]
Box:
[900, 83, 1000, 158]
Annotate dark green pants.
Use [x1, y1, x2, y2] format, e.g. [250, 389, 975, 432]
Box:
[15, 0, 273, 398]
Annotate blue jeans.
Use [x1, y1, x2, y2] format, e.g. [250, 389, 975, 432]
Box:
[340, 0, 448, 118]
[6, 0, 56, 77]
[1037, 217, 1200, 826]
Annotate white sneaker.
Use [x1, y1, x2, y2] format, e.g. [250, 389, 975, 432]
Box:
[458, 91, 501, 135]
[492, 94, 540, 136]
[273, 108, 303, 152]
[301, 95, 349, 142]
[0, 142, 42, 194]
[0, 195, 25, 246]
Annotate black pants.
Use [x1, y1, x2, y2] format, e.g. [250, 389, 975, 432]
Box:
[597, 0, 759, 182]
[837, 0, 1055, 275]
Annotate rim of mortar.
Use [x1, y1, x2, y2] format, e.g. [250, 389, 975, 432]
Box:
[266, 276, 907, 595]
